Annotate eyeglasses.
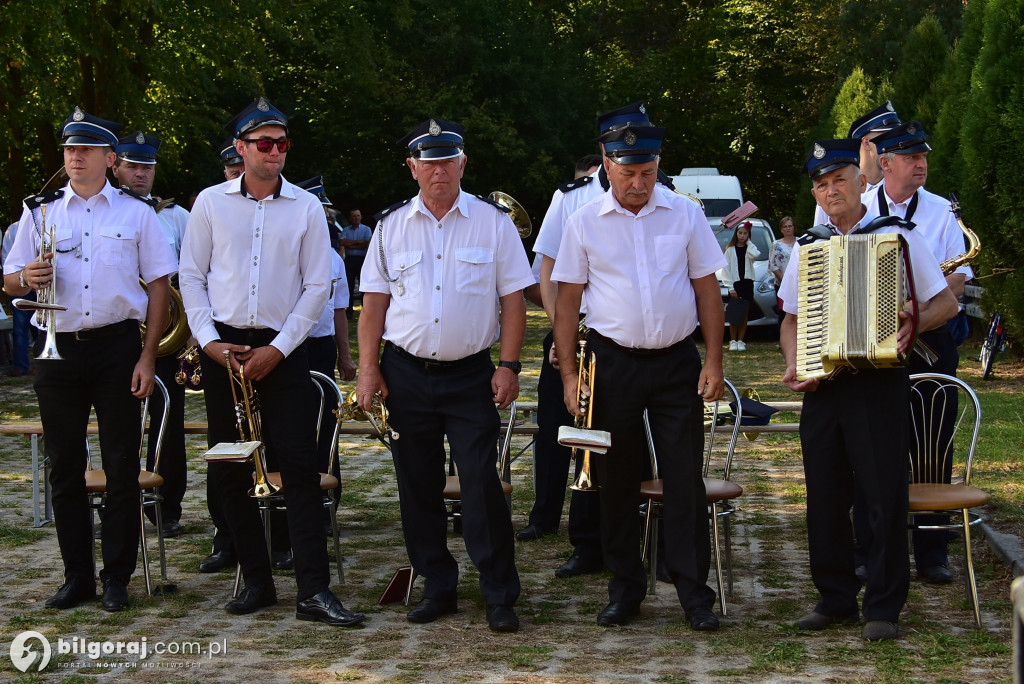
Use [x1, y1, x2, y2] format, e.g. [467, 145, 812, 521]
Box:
[241, 137, 291, 153]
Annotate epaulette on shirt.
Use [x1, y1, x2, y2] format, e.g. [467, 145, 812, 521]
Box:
[118, 186, 159, 208]
[22, 190, 64, 212]
[859, 215, 914, 234]
[475, 194, 511, 213]
[558, 176, 594, 194]
[373, 198, 411, 223]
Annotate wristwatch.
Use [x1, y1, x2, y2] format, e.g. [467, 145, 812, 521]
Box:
[19, 269, 27, 289]
[498, 360, 522, 374]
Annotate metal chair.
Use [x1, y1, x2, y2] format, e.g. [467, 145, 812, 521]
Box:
[907, 372, 988, 628]
[86, 376, 174, 595]
[640, 379, 743, 614]
[233, 370, 347, 595]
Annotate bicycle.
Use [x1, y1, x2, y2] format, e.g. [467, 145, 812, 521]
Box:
[978, 312, 1008, 380]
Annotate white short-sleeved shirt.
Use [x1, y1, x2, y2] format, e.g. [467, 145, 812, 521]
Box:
[551, 184, 727, 349]
[3, 181, 177, 332]
[154, 201, 189, 262]
[178, 174, 331, 358]
[862, 184, 973, 281]
[531, 171, 606, 314]
[309, 250, 349, 338]
[359, 190, 534, 361]
[779, 204, 948, 315]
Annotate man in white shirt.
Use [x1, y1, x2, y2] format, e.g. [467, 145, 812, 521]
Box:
[112, 131, 190, 539]
[779, 138, 958, 641]
[3, 107, 176, 613]
[357, 118, 534, 632]
[863, 120, 973, 584]
[552, 122, 727, 630]
[179, 97, 364, 627]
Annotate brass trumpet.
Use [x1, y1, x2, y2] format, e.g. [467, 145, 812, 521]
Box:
[336, 389, 399, 443]
[223, 351, 279, 498]
[569, 340, 599, 492]
[12, 205, 67, 360]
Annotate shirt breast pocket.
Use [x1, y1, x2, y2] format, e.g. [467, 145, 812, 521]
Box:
[455, 247, 495, 296]
[389, 250, 422, 298]
[654, 235, 687, 273]
[99, 225, 137, 266]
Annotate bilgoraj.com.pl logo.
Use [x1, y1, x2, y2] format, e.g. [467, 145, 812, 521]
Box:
[9, 631, 51, 672]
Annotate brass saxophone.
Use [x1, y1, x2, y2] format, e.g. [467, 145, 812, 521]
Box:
[940, 193, 981, 275]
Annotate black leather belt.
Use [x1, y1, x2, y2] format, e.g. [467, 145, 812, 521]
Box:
[588, 330, 690, 358]
[56, 319, 139, 342]
[385, 341, 490, 370]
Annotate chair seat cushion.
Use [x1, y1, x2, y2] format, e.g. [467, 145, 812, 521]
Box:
[640, 478, 742, 502]
[443, 475, 513, 499]
[909, 483, 990, 511]
[85, 469, 162, 493]
[265, 472, 338, 491]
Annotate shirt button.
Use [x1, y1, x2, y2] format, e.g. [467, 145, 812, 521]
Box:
[86, 209, 91, 213]
[431, 351, 437, 356]
[85, 232, 89, 236]
[435, 285, 440, 290]
[434, 318, 439, 323]
[400, 264, 405, 269]
[436, 254, 441, 259]
[116, 233, 121, 237]
[85, 311, 89, 316]
[437, 223, 442, 229]
[84, 285, 88, 289]
[84, 258, 89, 262]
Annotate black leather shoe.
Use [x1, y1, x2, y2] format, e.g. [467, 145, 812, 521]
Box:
[486, 604, 519, 632]
[162, 520, 185, 538]
[555, 555, 603, 579]
[45, 577, 96, 609]
[796, 609, 858, 631]
[271, 551, 294, 571]
[225, 584, 277, 615]
[919, 564, 954, 584]
[686, 606, 719, 631]
[296, 590, 365, 627]
[199, 550, 236, 573]
[515, 524, 554, 541]
[407, 597, 458, 624]
[597, 601, 640, 627]
[101, 578, 129, 612]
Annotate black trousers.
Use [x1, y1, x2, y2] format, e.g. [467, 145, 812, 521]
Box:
[853, 327, 959, 571]
[146, 353, 186, 524]
[36, 325, 142, 584]
[201, 326, 324, 599]
[588, 333, 714, 610]
[307, 334, 341, 499]
[344, 254, 365, 301]
[802, 368, 910, 623]
[381, 343, 521, 607]
[527, 331, 602, 558]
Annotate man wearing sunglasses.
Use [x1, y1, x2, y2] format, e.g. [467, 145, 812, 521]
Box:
[179, 97, 364, 627]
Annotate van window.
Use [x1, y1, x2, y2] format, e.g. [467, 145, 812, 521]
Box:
[700, 199, 741, 217]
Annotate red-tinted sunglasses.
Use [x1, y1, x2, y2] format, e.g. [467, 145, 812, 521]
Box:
[241, 137, 291, 153]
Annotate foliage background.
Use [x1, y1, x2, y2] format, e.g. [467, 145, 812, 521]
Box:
[2, 0, 1021, 338]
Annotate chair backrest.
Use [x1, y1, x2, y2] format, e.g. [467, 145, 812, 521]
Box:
[643, 378, 742, 481]
[310, 370, 341, 473]
[908, 373, 982, 486]
[145, 376, 171, 474]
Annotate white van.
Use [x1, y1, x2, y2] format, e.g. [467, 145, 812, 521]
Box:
[670, 168, 743, 218]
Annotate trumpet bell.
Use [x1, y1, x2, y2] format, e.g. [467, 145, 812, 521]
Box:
[488, 191, 532, 239]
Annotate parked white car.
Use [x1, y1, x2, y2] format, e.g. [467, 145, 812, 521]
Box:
[710, 218, 779, 329]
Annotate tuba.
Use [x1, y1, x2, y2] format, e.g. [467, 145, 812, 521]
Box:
[488, 191, 532, 238]
[139, 279, 191, 357]
[223, 351, 279, 498]
[12, 204, 67, 360]
[940, 193, 981, 275]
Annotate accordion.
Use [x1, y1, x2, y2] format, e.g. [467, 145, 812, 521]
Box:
[795, 233, 909, 381]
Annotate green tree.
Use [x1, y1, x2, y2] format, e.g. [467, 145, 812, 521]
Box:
[890, 14, 951, 131]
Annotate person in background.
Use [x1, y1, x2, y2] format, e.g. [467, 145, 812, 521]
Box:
[720, 221, 760, 351]
[768, 216, 797, 327]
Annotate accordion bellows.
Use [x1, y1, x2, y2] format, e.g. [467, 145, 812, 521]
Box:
[796, 234, 906, 381]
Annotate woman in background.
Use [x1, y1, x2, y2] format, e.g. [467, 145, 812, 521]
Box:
[721, 221, 760, 350]
[768, 216, 797, 327]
